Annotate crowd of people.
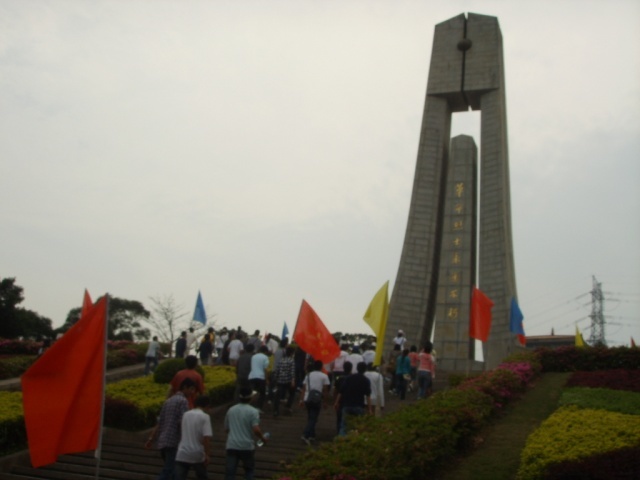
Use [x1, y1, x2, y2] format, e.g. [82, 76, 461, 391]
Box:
[144, 327, 436, 479]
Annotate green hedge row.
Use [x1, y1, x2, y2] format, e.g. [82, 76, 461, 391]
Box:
[280, 352, 539, 480]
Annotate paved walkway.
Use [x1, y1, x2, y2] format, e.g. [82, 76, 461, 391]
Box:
[0, 367, 422, 479]
[0, 363, 146, 391]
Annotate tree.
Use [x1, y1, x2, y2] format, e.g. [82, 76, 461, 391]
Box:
[16, 309, 53, 340]
[0, 277, 53, 339]
[61, 296, 151, 341]
[147, 294, 189, 345]
[0, 277, 24, 338]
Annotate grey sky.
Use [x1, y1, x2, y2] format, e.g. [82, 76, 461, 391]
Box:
[2, 0, 638, 347]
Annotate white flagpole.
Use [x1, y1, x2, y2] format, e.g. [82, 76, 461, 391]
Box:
[94, 293, 109, 480]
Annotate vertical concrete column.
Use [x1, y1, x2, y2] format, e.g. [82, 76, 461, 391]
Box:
[432, 135, 477, 371]
[480, 88, 517, 369]
[385, 96, 452, 351]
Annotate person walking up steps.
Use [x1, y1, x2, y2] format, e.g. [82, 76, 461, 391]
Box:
[145, 377, 197, 480]
[299, 360, 330, 445]
[174, 395, 213, 480]
[224, 387, 268, 480]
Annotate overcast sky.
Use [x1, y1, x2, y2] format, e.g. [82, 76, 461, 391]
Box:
[2, 0, 638, 348]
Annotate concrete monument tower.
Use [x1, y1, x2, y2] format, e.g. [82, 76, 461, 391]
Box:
[385, 13, 517, 370]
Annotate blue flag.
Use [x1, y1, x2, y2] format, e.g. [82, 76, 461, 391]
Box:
[193, 291, 207, 325]
[509, 297, 526, 345]
[281, 322, 289, 340]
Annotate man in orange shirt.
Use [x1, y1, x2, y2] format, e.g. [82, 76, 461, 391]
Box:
[169, 355, 205, 408]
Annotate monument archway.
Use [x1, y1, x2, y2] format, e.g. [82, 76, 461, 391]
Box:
[385, 13, 518, 370]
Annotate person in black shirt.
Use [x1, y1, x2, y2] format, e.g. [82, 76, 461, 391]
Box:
[334, 361, 372, 436]
[175, 331, 187, 358]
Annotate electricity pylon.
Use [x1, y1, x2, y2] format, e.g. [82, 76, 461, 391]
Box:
[588, 275, 606, 346]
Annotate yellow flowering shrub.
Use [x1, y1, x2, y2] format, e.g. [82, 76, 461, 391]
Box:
[104, 365, 236, 428]
[517, 405, 640, 479]
[0, 391, 26, 454]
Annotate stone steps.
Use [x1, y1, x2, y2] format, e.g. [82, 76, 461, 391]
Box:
[1, 383, 432, 479]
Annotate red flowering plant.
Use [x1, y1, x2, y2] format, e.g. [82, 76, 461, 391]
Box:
[0, 339, 40, 355]
[565, 369, 640, 392]
[497, 362, 536, 387]
[458, 368, 523, 409]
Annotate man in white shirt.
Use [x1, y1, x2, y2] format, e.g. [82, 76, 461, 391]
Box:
[346, 346, 364, 368]
[248, 345, 270, 412]
[144, 336, 162, 375]
[393, 330, 407, 350]
[185, 328, 197, 356]
[228, 332, 244, 366]
[299, 360, 330, 445]
[331, 345, 349, 393]
[362, 344, 376, 366]
[174, 395, 212, 480]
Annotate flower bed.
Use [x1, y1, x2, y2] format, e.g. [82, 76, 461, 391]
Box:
[516, 405, 640, 479]
[517, 358, 640, 479]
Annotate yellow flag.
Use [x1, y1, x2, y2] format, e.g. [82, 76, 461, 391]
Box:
[363, 281, 389, 366]
[575, 325, 585, 347]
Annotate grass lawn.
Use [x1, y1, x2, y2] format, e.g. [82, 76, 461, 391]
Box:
[436, 372, 570, 480]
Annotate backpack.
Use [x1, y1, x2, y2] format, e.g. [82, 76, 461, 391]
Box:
[305, 373, 323, 407]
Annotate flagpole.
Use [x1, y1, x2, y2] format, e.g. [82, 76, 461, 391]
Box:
[94, 294, 109, 480]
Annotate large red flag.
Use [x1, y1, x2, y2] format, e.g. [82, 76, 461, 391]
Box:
[81, 289, 93, 318]
[293, 300, 340, 364]
[21, 294, 108, 467]
[469, 286, 494, 342]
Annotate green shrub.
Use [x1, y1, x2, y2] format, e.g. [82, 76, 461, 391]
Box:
[559, 387, 640, 415]
[283, 388, 494, 480]
[201, 366, 236, 404]
[103, 365, 235, 430]
[153, 358, 205, 384]
[0, 356, 36, 380]
[517, 405, 640, 479]
[105, 375, 169, 428]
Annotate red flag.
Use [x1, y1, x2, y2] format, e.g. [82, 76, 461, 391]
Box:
[81, 289, 93, 318]
[21, 295, 108, 467]
[469, 286, 494, 342]
[293, 300, 340, 364]
[632, 337, 637, 348]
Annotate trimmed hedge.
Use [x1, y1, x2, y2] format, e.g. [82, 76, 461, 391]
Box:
[0, 365, 236, 453]
[281, 357, 537, 480]
[153, 358, 205, 384]
[0, 391, 27, 455]
[104, 365, 235, 430]
[516, 405, 640, 479]
[536, 346, 640, 372]
[565, 368, 640, 392]
[559, 387, 640, 415]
